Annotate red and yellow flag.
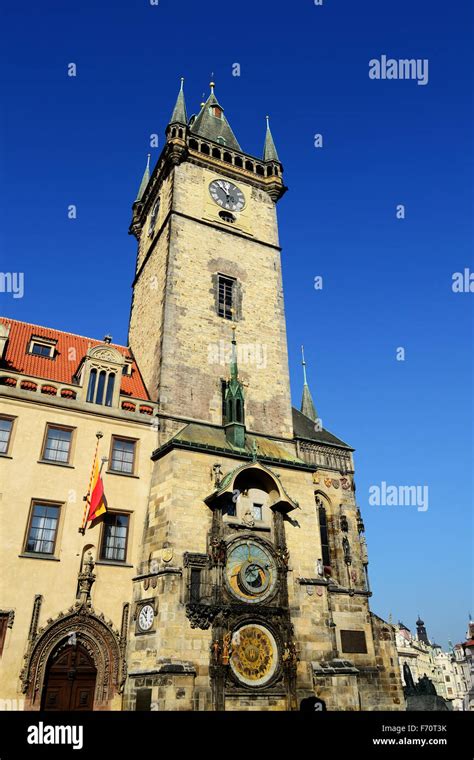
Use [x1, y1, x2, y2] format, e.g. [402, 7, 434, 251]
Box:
[87, 453, 107, 523]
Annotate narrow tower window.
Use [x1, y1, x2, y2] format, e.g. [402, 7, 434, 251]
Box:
[217, 275, 235, 320]
[318, 500, 331, 567]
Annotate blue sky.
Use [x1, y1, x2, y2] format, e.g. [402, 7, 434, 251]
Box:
[0, 0, 472, 647]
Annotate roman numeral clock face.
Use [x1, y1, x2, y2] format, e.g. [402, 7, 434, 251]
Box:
[209, 180, 245, 211]
[138, 604, 154, 632]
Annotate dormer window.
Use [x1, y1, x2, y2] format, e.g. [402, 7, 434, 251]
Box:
[122, 361, 133, 376]
[86, 369, 116, 406]
[28, 337, 56, 359]
[210, 106, 222, 118]
[216, 136, 226, 145]
[82, 344, 125, 408]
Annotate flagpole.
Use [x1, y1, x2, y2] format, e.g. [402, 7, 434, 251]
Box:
[79, 432, 103, 534]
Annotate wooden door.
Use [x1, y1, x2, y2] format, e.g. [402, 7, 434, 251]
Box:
[41, 642, 97, 711]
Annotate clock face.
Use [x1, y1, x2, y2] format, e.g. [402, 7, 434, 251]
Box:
[138, 604, 154, 632]
[209, 180, 245, 211]
[225, 540, 277, 603]
[230, 624, 279, 687]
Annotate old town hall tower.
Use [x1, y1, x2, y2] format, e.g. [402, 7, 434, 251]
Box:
[124, 79, 403, 711]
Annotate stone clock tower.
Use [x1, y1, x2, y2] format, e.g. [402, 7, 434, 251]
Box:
[124, 80, 404, 712]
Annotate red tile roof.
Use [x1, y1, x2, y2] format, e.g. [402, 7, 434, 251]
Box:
[0, 317, 149, 400]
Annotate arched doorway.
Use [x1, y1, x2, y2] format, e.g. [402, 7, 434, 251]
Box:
[41, 640, 97, 711]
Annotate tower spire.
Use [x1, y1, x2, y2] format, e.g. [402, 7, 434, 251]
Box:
[135, 153, 151, 203]
[224, 326, 245, 448]
[300, 345, 318, 422]
[263, 115, 280, 162]
[169, 77, 187, 125]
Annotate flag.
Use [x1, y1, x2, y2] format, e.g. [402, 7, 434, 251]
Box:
[86, 452, 107, 524]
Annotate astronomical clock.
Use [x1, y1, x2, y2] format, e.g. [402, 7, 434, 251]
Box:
[185, 461, 300, 709]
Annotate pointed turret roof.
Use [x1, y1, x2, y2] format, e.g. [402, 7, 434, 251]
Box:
[300, 345, 318, 422]
[190, 80, 241, 151]
[226, 326, 244, 400]
[135, 153, 151, 202]
[169, 77, 187, 124]
[263, 115, 279, 162]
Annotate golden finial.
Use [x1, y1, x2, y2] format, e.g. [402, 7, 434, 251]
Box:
[210, 73, 215, 93]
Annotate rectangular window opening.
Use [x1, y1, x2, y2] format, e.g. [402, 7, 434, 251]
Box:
[25, 502, 61, 555]
[217, 275, 235, 320]
[110, 437, 136, 474]
[42, 425, 73, 463]
[100, 512, 130, 562]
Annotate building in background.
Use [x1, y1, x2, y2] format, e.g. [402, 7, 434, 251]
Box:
[0, 79, 404, 712]
[395, 617, 471, 710]
[460, 620, 474, 711]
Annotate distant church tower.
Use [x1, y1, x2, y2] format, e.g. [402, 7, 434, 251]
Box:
[124, 79, 404, 712]
[416, 616, 430, 645]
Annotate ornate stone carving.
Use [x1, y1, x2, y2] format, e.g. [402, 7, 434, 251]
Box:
[20, 602, 126, 709]
[185, 603, 220, 630]
[0, 609, 15, 629]
[28, 595, 42, 640]
[77, 552, 96, 605]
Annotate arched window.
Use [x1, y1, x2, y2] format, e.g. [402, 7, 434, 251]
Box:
[317, 497, 331, 567]
[234, 156, 243, 168]
[245, 160, 254, 172]
[201, 143, 210, 155]
[86, 369, 97, 403]
[96, 371, 106, 405]
[212, 147, 221, 159]
[189, 138, 198, 150]
[105, 373, 115, 407]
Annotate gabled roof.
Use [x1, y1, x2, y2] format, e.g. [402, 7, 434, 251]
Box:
[190, 89, 241, 151]
[292, 407, 352, 450]
[0, 317, 149, 400]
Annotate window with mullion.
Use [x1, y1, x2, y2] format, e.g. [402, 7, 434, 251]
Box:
[42, 426, 72, 463]
[0, 417, 14, 455]
[110, 437, 136, 474]
[25, 503, 60, 555]
[218, 275, 234, 320]
[100, 513, 129, 562]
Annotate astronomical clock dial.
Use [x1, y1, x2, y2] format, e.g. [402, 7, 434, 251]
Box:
[230, 624, 279, 687]
[225, 540, 277, 603]
[138, 604, 154, 632]
[209, 179, 245, 211]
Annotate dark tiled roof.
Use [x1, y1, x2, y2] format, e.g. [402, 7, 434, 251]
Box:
[292, 407, 352, 450]
[190, 92, 241, 151]
[0, 317, 149, 400]
[153, 422, 310, 468]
